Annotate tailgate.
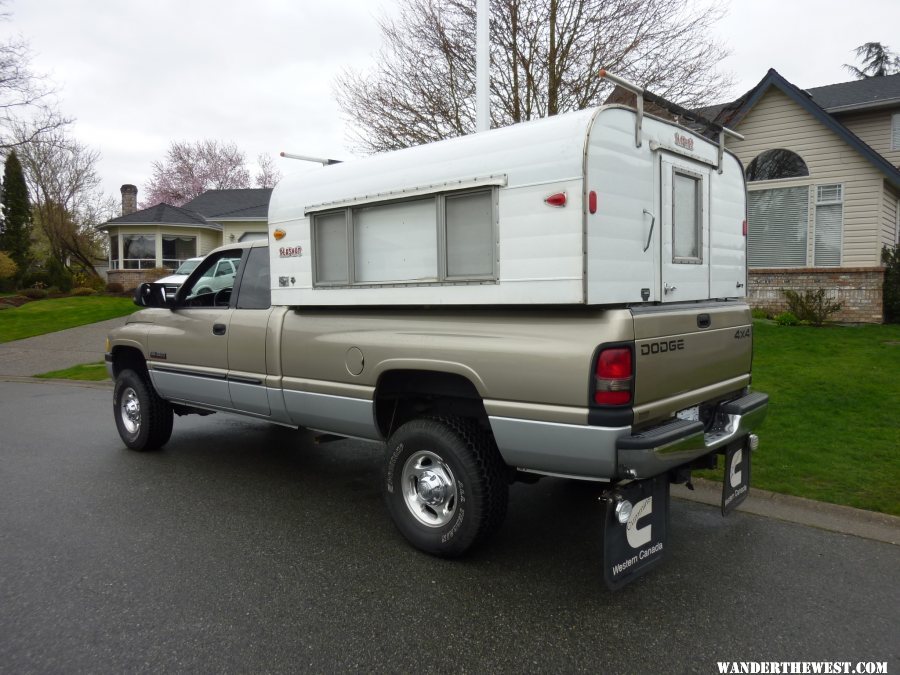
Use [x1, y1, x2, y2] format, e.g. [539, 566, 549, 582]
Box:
[630, 301, 752, 426]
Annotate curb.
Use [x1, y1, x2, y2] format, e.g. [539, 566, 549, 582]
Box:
[673, 478, 900, 546]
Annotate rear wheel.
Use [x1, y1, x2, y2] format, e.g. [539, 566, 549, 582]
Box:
[113, 369, 173, 451]
[383, 417, 508, 557]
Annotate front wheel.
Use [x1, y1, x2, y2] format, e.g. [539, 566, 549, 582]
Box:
[383, 417, 508, 557]
[113, 369, 174, 451]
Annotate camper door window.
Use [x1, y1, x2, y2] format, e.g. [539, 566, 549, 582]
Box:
[672, 170, 702, 264]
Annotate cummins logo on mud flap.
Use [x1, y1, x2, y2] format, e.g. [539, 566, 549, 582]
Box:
[603, 475, 669, 590]
[721, 441, 751, 515]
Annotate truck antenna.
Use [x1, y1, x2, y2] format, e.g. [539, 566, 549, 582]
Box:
[279, 152, 342, 165]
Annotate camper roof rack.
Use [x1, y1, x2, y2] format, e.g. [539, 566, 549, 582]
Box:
[599, 69, 744, 173]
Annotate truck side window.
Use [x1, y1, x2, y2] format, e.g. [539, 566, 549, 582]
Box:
[236, 247, 271, 309]
[180, 251, 242, 306]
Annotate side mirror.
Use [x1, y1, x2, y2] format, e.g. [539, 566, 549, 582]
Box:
[133, 282, 172, 308]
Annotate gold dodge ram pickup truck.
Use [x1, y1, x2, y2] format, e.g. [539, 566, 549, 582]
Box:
[107, 240, 767, 589]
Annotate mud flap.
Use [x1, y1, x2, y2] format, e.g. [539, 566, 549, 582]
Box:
[721, 440, 751, 516]
[602, 475, 669, 590]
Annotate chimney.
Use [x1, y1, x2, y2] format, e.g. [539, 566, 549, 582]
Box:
[120, 184, 138, 216]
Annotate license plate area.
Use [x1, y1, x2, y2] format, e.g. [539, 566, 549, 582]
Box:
[721, 440, 751, 515]
[676, 405, 700, 422]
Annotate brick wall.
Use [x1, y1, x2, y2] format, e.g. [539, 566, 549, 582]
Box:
[748, 267, 885, 323]
[107, 269, 172, 292]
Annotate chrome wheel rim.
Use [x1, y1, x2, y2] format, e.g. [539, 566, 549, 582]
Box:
[401, 450, 458, 528]
[120, 387, 141, 435]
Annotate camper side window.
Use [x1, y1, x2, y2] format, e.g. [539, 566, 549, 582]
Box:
[672, 170, 702, 264]
[311, 187, 496, 286]
[314, 211, 350, 283]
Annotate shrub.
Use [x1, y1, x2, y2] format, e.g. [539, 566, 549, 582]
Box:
[21, 288, 48, 299]
[883, 245, 900, 323]
[0, 251, 17, 281]
[22, 271, 49, 289]
[45, 286, 61, 295]
[106, 282, 125, 294]
[782, 288, 842, 326]
[774, 311, 799, 326]
[71, 287, 96, 296]
[751, 307, 770, 320]
[73, 270, 107, 292]
[45, 257, 73, 292]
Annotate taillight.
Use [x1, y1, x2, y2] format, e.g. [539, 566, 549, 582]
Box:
[742, 219, 747, 236]
[593, 347, 633, 406]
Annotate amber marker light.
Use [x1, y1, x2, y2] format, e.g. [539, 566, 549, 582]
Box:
[273, 229, 286, 240]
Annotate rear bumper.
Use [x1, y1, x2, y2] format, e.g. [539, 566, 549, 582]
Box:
[616, 391, 768, 479]
[488, 391, 768, 481]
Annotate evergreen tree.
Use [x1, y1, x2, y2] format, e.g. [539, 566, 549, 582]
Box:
[843, 42, 900, 79]
[0, 150, 32, 286]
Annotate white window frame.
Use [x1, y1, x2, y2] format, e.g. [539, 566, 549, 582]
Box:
[311, 187, 498, 287]
[121, 233, 157, 270]
[671, 168, 703, 265]
[813, 183, 843, 268]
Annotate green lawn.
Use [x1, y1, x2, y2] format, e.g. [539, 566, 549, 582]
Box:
[35, 362, 109, 381]
[699, 321, 900, 515]
[0, 296, 136, 343]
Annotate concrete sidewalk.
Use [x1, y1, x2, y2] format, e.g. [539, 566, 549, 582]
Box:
[0, 316, 128, 377]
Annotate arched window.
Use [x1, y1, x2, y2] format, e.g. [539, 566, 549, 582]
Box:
[746, 149, 809, 181]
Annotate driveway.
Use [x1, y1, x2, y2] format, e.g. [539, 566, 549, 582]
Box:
[0, 316, 127, 377]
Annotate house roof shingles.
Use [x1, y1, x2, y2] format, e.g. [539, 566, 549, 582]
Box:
[101, 203, 221, 230]
[181, 188, 272, 219]
[806, 72, 900, 112]
[100, 188, 271, 230]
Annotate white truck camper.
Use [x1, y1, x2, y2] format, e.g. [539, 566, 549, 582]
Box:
[268, 91, 747, 308]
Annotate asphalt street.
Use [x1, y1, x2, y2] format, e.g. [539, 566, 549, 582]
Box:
[0, 380, 897, 673]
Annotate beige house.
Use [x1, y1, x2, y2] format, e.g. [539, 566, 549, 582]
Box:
[99, 186, 271, 290]
[707, 69, 900, 322]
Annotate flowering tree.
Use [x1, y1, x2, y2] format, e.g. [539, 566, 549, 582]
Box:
[143, 141, 282, 207]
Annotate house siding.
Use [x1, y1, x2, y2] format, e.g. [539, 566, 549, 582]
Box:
[727, 88, 886, 267]
[220, 220, 268, 244]
[838, 110, 900, 167]
[199, 230, 220, 256]
[882, 185, 899, 247]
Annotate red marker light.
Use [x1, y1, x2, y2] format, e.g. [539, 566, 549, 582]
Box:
[545, 192, 567, 207]
[589, 190, 597, 214]
[742, 220, 747, 237]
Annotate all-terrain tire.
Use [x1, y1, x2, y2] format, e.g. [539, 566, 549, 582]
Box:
[383, 417, 508, 557]
[113, 368, 174, 451]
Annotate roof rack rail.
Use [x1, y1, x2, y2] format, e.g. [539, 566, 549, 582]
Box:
[599, 69, 744, 173]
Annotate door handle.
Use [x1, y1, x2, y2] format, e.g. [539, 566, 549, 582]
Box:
[642, 209, 655, 252]
[664, 283, 677, 294]
[213, 323, 227, 336]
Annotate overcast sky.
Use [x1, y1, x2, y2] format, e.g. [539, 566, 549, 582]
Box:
[9, 0, 900, 207]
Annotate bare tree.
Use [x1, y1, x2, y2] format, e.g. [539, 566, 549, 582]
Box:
[255, 153, 282, 188]
[335, 0, 733, 153]
[843, 42, 900, 79]
[14, 125, 114, 276]
[0, 1, 69, 150]
[143, 139, 252, 207]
